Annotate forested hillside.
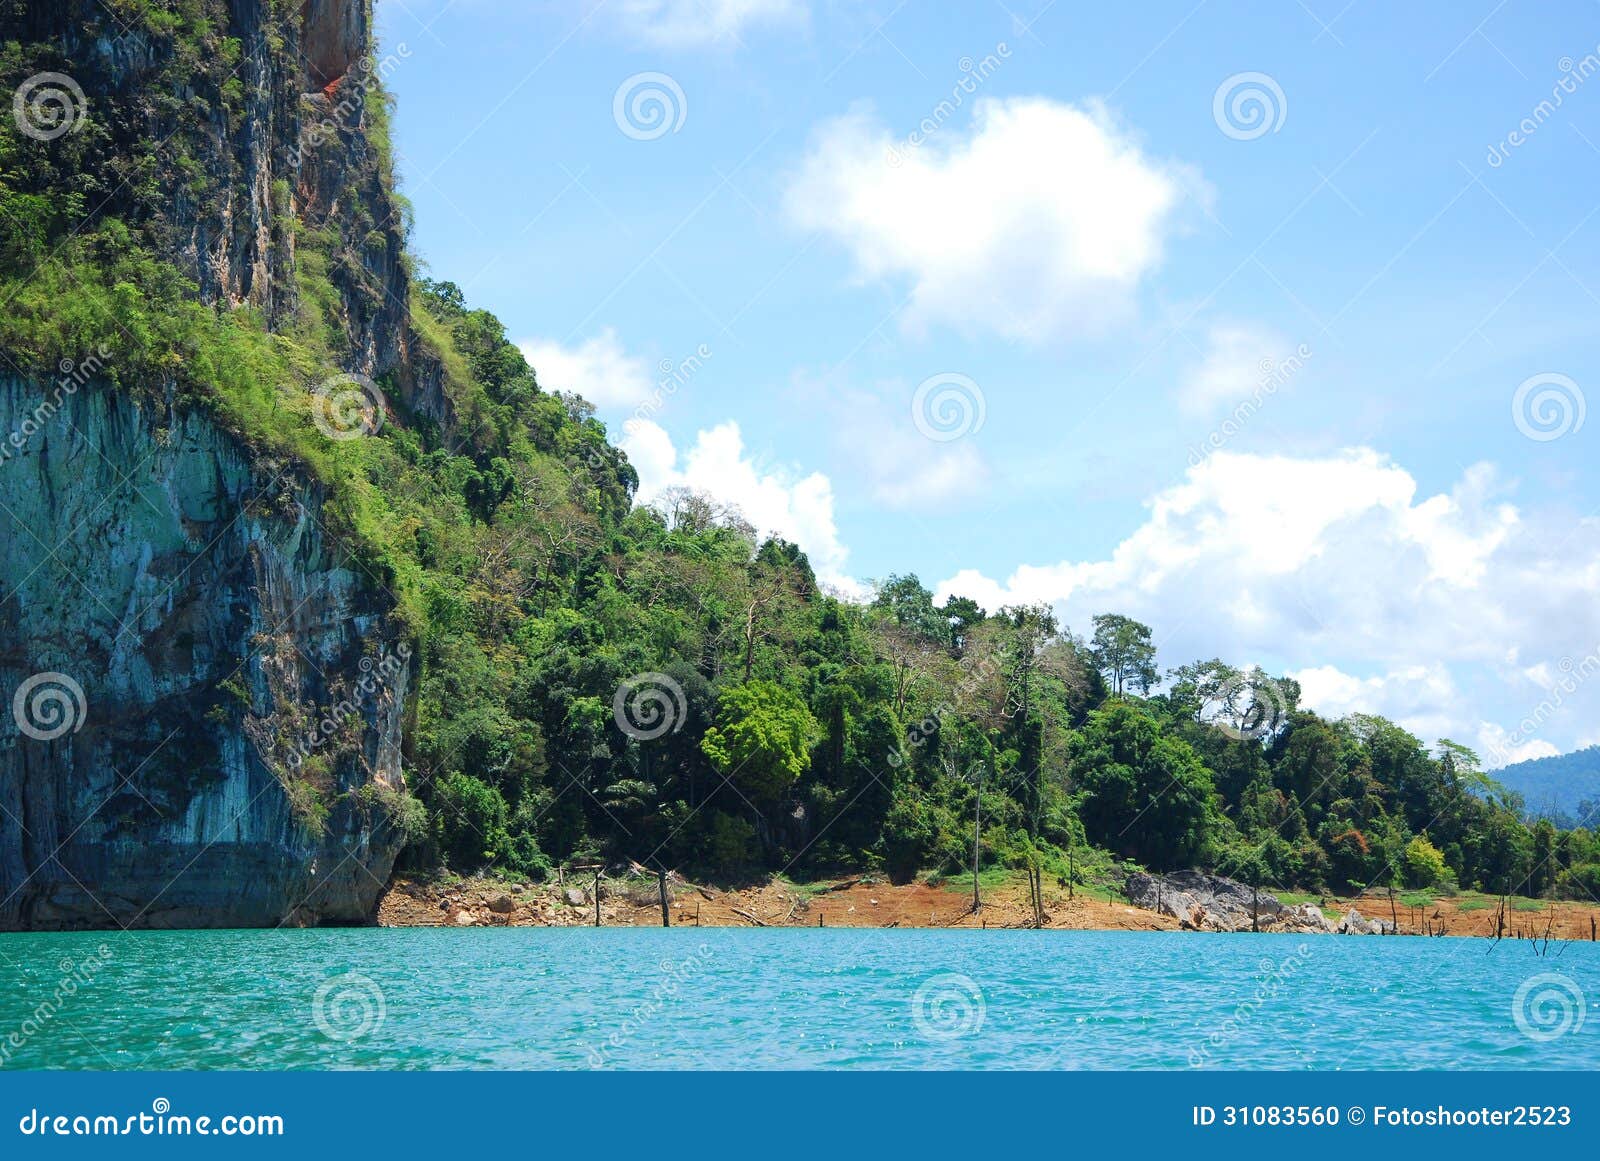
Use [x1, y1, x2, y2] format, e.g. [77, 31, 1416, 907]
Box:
[378, 299, 1600, 903]
[2, 1, 1595, 925]
[1494, 747, 1600, 826]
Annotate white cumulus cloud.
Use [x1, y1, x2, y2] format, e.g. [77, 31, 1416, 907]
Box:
[519, 329, 654, 410]
[784, 96, 1204, 341]
[935, 448, 1600, 762]
[622, 418, 861, 595]
[1291, 663, 1461, 748]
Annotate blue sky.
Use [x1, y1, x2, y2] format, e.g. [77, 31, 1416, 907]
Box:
[376, 0, 1600, 766]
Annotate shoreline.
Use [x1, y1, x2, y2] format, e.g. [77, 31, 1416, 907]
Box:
[377, 873, 1600, 941]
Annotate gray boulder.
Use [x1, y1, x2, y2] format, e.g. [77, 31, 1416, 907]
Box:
[1125, 870, 1284, 932]
[1266, 902, 1338, 934]
[1337, 908, 1394, 935]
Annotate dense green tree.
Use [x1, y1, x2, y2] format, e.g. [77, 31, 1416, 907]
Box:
[1069, 702, 1218, 868]
[433, 773, 511, 871]
[1404, 835, 1448, 888]
[1090, 614, 1159, 696]
[701, 682, 819, 814]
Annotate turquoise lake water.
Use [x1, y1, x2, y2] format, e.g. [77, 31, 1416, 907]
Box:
[0, 929, 1595, 1069]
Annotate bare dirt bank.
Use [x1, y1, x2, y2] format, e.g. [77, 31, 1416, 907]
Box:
[377, 873, 1177, 930]
[376, 872, 1600, 941]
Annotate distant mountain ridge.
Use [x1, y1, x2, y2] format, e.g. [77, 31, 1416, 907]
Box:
[1494, 747, 1600, 822]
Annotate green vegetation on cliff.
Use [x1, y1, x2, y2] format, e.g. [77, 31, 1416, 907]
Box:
[3, 1, 1596, 904]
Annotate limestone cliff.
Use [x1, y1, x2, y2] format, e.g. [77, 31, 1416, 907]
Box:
[0, 0, 430, 927]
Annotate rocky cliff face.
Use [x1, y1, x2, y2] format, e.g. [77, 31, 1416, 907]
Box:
[0, 0, 430, 927]
[0, 376, 411, 928]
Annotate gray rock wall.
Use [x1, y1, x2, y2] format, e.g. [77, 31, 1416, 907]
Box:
[0, 376, 409, 928]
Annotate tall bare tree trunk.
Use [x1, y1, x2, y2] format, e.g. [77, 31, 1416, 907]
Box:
[972, 765, 983, 915]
